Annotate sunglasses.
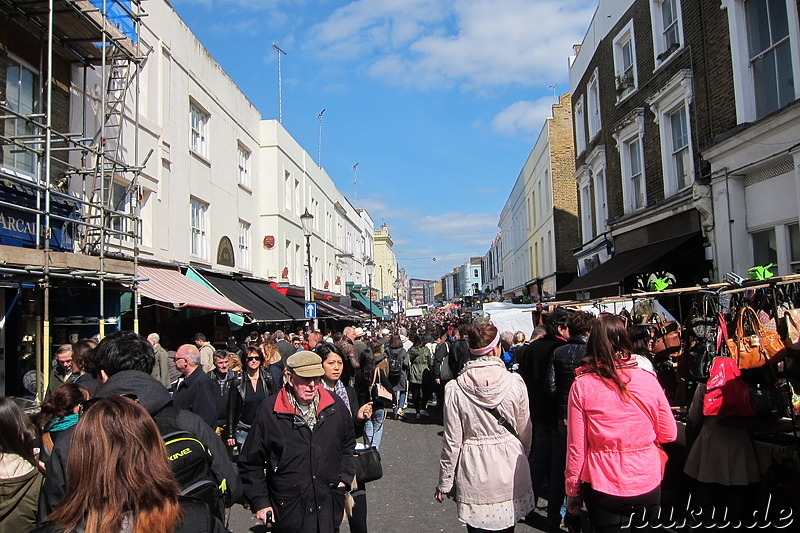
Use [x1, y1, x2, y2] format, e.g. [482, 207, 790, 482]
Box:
[247, 356, 262, 362]
[79, 393, 138, 415]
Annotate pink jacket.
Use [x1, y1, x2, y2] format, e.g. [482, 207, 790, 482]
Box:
[565, 365, 677, 498]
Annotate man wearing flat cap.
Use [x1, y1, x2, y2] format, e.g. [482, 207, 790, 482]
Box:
[239, 351, 356, 532]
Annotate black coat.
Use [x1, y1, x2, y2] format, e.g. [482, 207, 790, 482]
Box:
[37, 425, 76, 521]
[173, 367, 220, 429]
[546, 335, 588, 421]
[226, 369, 277, 440]
[239, 387, 356, 533]
[515, 334, 566, 425]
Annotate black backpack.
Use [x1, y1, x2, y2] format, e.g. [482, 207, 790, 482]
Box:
[154, 406, 224, 520]
[387, 349, 403, 379]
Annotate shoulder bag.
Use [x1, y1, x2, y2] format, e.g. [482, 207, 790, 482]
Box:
[725, 306, 786, 369]
[627, 390, 669, 479]
[370, 368, 393, 409]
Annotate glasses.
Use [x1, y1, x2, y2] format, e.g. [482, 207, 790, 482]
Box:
[172, 356, 187, 362]
[79, 393, 138, 415]
[247, 356, 262, 362]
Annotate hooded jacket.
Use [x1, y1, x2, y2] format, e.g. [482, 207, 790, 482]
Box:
[239, 387, 356, 533]
[0, 454, 43, 531]
[437, 357, 533, 505]
[95, 371, 242, 505]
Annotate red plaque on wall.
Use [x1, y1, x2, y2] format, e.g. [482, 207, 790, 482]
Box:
[281, 267, 289, 279]
[263, 235, 275, 248]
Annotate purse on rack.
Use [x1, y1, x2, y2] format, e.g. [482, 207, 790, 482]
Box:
[725, 306, 786, 369]
[702, 356, 755, 417]
[647, 312, 682, 359]
[370, 368, 393, 409]
[678, 297, 719, 382]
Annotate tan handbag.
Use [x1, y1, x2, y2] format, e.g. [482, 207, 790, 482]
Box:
[726, 307, 786, 369]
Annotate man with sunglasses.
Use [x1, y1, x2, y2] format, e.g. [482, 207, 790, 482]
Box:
[173, 344, 221, 430]
[239, 351, 356, 532]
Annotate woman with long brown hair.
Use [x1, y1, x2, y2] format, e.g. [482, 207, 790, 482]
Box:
[565, 314, 677, 533]
[34, 396, 221, 533]
[226, 345, 277, 451]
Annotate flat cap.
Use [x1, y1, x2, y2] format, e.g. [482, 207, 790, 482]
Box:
[286, 350, 324, 378]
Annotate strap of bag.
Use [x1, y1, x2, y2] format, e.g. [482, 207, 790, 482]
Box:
[627, 390, 657, 432]
[457, 381, 521, 442]
[42, 431, 54, 455]
[371, 368, 379, 388]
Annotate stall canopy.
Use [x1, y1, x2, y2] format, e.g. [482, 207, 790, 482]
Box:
[137, 265, 250, 314]
[349, 287, 385, 319]
[199, 272, 291, 322]
[239, 280, 306, 320]
[558, 233, 702, 296]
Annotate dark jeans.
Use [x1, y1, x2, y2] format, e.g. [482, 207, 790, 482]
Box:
[583, 483, 661, 533]
[466, 525, 514, 533]
[408, 382, 427, 413]
[530, 422, 561, 524]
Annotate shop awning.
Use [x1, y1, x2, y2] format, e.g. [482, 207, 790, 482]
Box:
[137, 265, 250, 313]
[315, 300, 354, 319]
[239, 280, 306, 320]
[199, 272, 292, 322]
[350, 290, 385, 319]
[558, 233, 702, 295]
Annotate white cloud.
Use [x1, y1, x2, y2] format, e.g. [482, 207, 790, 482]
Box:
[309, 0, 595, 90]
[492, 97, 554, 137]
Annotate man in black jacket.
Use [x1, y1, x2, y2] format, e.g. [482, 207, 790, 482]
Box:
[239, 351, 356, 532]
[38, 331, 241, 522]
[173, 344, 221, 430]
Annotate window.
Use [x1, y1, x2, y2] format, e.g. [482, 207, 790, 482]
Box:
[651, 0, 684, 66]
[190, 198, 208, 259]
[4, 58, 38, 175]
[237, 144, 251, 188]
[238, 220, 251, 270]
[587, 69, 601, 140]
[587, 146, 608, 235]
[574, 95, 586, 155]
[284, 171, 292, 210]
[752, 228, 778, 274]
[647, 70, 695, 197]
[669, 106, 691, 190]
[722, 0, 799, 123]
[577, 167, 594, 242]
[109, 181, 134, 238]
[614, 112, 646, 214]
[613, 21, 638, 98]
[627, 138, 646, 211]
[189, 102, 209, 157]
[746, 0, 793, 118]
[790, 223, 800, 272]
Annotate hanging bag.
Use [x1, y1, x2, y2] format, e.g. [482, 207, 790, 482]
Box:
[647, 312, 682, 359]
[702, 356, 755, 417]
[725, 306, 786, 369]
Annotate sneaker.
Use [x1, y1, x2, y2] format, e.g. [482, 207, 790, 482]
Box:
[416, 413, 423, 419]
[419, 409, 430, 417]
[397, 408, 404, 419]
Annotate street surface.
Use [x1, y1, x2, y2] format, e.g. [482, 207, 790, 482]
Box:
[228, 410, 557, 533]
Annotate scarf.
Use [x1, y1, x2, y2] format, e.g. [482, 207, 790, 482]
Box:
[288, 388, 319, 430]
[44, 413, 80, 433]
[324, 380, 351, 411]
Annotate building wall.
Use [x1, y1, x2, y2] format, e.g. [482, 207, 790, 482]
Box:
[374, 224, 396, 301]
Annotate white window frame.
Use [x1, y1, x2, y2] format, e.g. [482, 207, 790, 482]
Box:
[4, 55, 39, 177]
[238, 220, 251, 271]
[722, 0, 800, 123]
[613, 20, 638, 100]
[109, 179, 134, 239]
[575, 165, 594, 242]
[650, 0, 684, 68]
[189, 198, 208, 260]
[587, 69, 602, 140]
[237, 143, 251, 188]
[574, 95, 586, 156]
[284, 170, 292, 210]
[586, 145, 608, 236]
[189, 101, 209, 157]
[613, 112, 647, 214]
[647, 69, 695, 198]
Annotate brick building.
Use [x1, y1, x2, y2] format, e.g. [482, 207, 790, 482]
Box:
[560, 0, 732, 299]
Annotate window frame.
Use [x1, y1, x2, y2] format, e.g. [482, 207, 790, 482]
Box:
[574, 94, 587, 156]
[587, 69, 602, 141]
[650, 0, 685, 68]
[613, 112, 647, 214]
[189, 197, 208, 260]
[576, 165, 594, 242]
[189, 101, 209, 158]
[586, 145, 607, 237]
[613, 20, 639, 100]
[4, 55, 40, 177]
[237, 143, 251, 189]
[238, 219, 252, 271]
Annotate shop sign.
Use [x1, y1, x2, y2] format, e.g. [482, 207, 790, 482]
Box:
[0, 208, 74, 252]
[217, 236, 235, 267]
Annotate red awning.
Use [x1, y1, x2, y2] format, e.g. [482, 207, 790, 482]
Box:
[137, 265, 250, 314]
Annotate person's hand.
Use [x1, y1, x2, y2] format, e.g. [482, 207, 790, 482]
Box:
[255, 507, 274, 525]
[226, 438, 236, 447]
[566, 495, 583, 515]
[357, 402, 373, 421]
[434, 488, 444, 502]
[337, 481, 348, 489]
[435, 378, 441, 385]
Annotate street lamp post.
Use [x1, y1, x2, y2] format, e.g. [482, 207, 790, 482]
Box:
[300, 208, 315, 329]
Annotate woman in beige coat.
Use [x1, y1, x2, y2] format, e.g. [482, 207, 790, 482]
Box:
[435, 320, 534, 533]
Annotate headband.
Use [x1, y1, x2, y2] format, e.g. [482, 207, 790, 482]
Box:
[469, 332, 501, 356]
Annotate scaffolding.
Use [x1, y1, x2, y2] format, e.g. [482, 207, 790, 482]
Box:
[0, 0, 147, 399]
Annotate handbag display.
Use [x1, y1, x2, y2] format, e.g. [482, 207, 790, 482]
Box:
[702, 357, 755, 417]
[370, 368, 393, 409]
[353, 446, 383, 483]
[647, 312, 682, 359]
[725, 307, 786, 369]
[678, 299, 719, 382]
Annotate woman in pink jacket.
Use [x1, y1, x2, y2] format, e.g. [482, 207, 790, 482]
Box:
[565, 314, 676, 532]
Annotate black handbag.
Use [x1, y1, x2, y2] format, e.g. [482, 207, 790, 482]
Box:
[354, 446, 383, 483]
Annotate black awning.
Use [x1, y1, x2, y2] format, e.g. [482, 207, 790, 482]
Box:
[201, 272, 290, 321]
[239, 280, 306, 320]
[559, 233, 702, 296]
[314, 299, 352, 319]
[287, 295, 337, 319]
[328, 300, 370, 320]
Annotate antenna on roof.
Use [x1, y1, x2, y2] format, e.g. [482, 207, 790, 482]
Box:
[353, 163, 359, 202]
[317, 109, 326, 167]
[549, 83, 557, 103]
[272, 42, 287, 123]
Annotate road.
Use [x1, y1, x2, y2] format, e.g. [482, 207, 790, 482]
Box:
[227, 410, 559, 533]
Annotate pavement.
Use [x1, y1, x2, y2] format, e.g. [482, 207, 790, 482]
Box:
[227, 407, 560, 533]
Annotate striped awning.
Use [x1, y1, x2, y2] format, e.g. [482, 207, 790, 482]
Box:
[137, 265, 250, 314]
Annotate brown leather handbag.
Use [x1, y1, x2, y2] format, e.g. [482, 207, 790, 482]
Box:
[647, 313, 682, 359]
[726, 307, 786, 369]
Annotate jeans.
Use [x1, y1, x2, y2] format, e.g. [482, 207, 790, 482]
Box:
[364, 408, 385, 450]
[409, 382, 427, 413]
[393, 391, 407, 416]
[529, 422, 562, 526]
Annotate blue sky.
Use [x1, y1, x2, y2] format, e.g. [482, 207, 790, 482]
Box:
[169, 0, 596, 281]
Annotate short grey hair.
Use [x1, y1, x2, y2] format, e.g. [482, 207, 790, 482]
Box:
[274, 330, 286, 340]
[147, 333, 160, 344]
[499, 331, 514, 344]
[185, 345, 202, 366]
[398, 327, 407, 337]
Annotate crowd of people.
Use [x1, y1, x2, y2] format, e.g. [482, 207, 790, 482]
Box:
[5, 306, 755, 533]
